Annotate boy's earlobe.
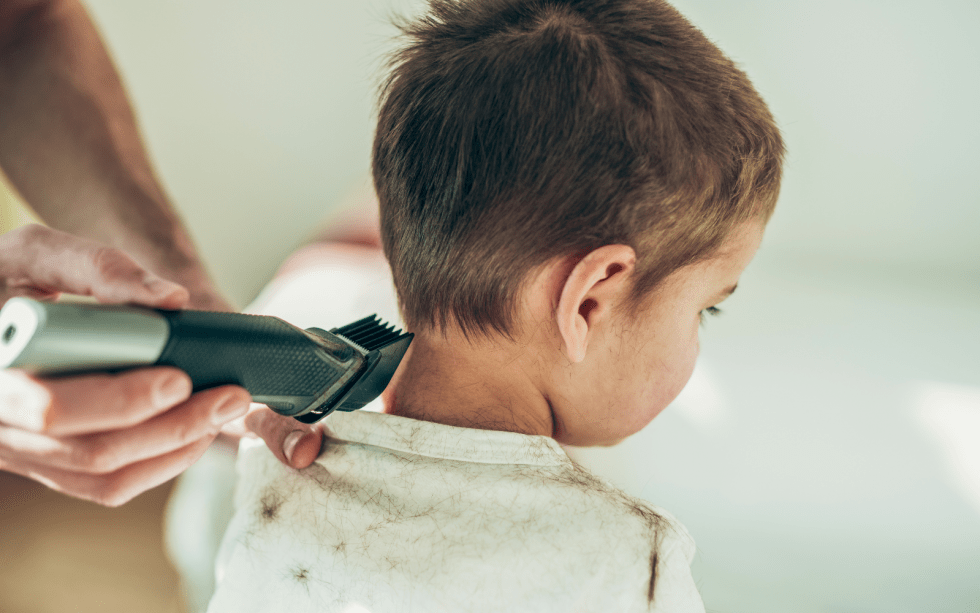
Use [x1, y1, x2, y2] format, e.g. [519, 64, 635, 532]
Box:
[555, 245, 636, 364]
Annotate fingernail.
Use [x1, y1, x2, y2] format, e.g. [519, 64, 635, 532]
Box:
[0, 371, 49, 431]
[144, 276, 190, 306]
[143, 275, 179, 295]
[212, 394, 249, 424]
[155, 373, 191, 408]
[283, 430, 306, 465]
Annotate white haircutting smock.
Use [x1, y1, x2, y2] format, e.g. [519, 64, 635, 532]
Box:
[207, 406, 705, 613]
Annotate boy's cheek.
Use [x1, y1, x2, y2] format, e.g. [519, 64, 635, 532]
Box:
[557, 334, 697, 443]
[627, 347, 699, 434]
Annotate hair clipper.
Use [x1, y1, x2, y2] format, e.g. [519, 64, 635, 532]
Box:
[0, 297, 412, 423]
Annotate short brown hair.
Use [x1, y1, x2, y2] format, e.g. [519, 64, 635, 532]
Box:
[373, 0, 784, 337]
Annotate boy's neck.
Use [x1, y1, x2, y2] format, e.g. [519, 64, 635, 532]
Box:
[382, 330, 556, 438]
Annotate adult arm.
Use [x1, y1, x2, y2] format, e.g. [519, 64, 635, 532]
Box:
[0, 0, 227, 310]
[0, 3, 323, 500]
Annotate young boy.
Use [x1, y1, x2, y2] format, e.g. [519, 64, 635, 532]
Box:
[207, 0, 783, 610]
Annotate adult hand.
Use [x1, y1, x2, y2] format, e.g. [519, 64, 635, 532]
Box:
[243, 407, 323, 470]
[0, 225, 251, 505]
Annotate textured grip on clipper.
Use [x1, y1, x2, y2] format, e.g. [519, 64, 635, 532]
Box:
[155, 311, 349, 417]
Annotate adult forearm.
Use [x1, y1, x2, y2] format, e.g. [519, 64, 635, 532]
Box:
[0, 0, 227, 309]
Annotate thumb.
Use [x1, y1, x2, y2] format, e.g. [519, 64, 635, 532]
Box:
[84, 243, 190, 309]
[0, 225, 189, 309]
[245, 407, 323, 469]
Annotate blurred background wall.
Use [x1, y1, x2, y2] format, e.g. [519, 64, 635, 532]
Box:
[1, 0, 977, 612]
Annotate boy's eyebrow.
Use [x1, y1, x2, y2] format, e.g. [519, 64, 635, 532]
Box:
[718, 283, 738, 298]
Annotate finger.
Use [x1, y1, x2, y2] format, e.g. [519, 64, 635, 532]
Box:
[0, 224, 189, 309]
[0, 385, 250, 474]
[0, 436, 213, 507]
[245, 407, 323, 469]
[218, 402, 266, 439]
[13, 367, 193, 436]
[0, 369, 52, 432]
[3, 286, 61, 302]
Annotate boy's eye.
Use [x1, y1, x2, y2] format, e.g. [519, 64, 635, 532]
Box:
[698, 306, 722, 326]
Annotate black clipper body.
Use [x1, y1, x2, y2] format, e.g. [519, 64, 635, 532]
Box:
[0, 298, 412, 423]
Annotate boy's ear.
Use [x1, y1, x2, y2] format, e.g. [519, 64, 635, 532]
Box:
[555, 245, 636, 363]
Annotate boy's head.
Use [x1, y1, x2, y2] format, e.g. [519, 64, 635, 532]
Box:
[373, 0, 783, 339]
[373, 0, 783, 444]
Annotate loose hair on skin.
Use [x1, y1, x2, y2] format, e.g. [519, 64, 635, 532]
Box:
[373, 0, 784, 338]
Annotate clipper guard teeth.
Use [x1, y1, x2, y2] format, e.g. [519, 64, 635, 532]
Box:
[332, 315, 409, 352]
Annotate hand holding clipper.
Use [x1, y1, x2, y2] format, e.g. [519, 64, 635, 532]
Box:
[0, 227, 256, 506]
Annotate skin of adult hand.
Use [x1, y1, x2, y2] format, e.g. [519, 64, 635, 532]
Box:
[0, 225, 255, 505]
[243, 407, 323, 470]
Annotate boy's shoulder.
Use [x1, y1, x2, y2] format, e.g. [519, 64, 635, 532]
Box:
[210, 411, 704, 613]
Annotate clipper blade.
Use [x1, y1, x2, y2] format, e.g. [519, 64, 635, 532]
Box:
[297, 315, 412, 423]
[332, 315, 407, 353]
